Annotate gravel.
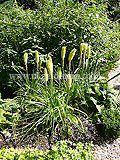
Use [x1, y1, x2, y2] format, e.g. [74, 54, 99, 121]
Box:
[92, 138, 120, 160]
[92, 60, 120, 160]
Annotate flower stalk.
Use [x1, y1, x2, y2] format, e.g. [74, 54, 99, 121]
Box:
[44, 68, 48, 85]
[23, 52, 28, 72]
[80, 43, 84, 66]
[87, 46, 91, 59]
[67, 73, 72, 89]
[57, 67, 62, 83]
[61, 46, 66, 67]
[46, 56, 53, 84]
[35, 50, 39, 71]
[80, 43, 88, 68]
[68, 48, 76, 70]
[82, 43, 87, 69]
[86, 45, 91, 69]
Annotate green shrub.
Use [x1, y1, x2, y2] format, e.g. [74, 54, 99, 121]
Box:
[0, 0, 13, 9]
[0, 99, 20, 131]
[100, 106, 120, 136]
[71, 77, 118, 121]
[0, 140, 93, 160]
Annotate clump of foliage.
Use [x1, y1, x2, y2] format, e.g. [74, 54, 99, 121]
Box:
[100, 105, 120, 137]
[14, 46, 89, 146]
[0, 0, 13, 9]
[0, 97, 20, 147]
[0, 99, 19, 128]
[9, 42, 119, 146]
[0, 98, 20, 131]
[0, 140, 93, 160]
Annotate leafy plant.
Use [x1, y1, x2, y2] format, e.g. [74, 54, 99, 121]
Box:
[0, 140, 93, 160]
[0, 99, 20, 146]
[0, 99, 20, 131]
[11, 41, 119, 146]
[100, 106, 120, 136]
[0, 0, 13, 9]
[15, 52, 87, 146]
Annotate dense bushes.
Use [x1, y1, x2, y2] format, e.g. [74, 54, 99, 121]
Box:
[0, 0, 120, 97]
[101, 105, 120, 136]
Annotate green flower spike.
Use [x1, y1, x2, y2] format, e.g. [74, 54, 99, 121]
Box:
[80, 43, 87, 66]
[46, 56, 53, 74]
[24, 53, 28, 65]
[35, 50, 39, 70]
[68, 48, 76, 70]
[57, 67, 62, 82]
[46, 56, 53, 84]
[61, 46, 66, 67]
[23, 52, 28, 71]
[67, 73, 72, 89]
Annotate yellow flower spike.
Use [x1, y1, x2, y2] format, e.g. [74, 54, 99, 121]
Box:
[82, 43, 88, 69]
[80, 43, 86, 65]
[57, 67, 62, 82]
[23, 52, 28, 71]
[44, 68, 48, 85]
[46, 56, 53, 74]
[84, 43, 88, 52]
[48, 56, 52, 63]
[61, 46, 66, 67]
[68, 48, 76, 62]
[35, 50, 39, 69]
[80, 43, 84, 53]
[46, 56, 53, 84]
[23, 53, 28, 65]
[61, 46, 66, 60]
[68, 48, 76, 70]
[87, 45, 91, 59]
[67, 73, 72, 89]
[80, 43, 87, 53]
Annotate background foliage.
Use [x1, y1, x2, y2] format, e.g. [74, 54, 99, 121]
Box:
[0, 0, 120, 98]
